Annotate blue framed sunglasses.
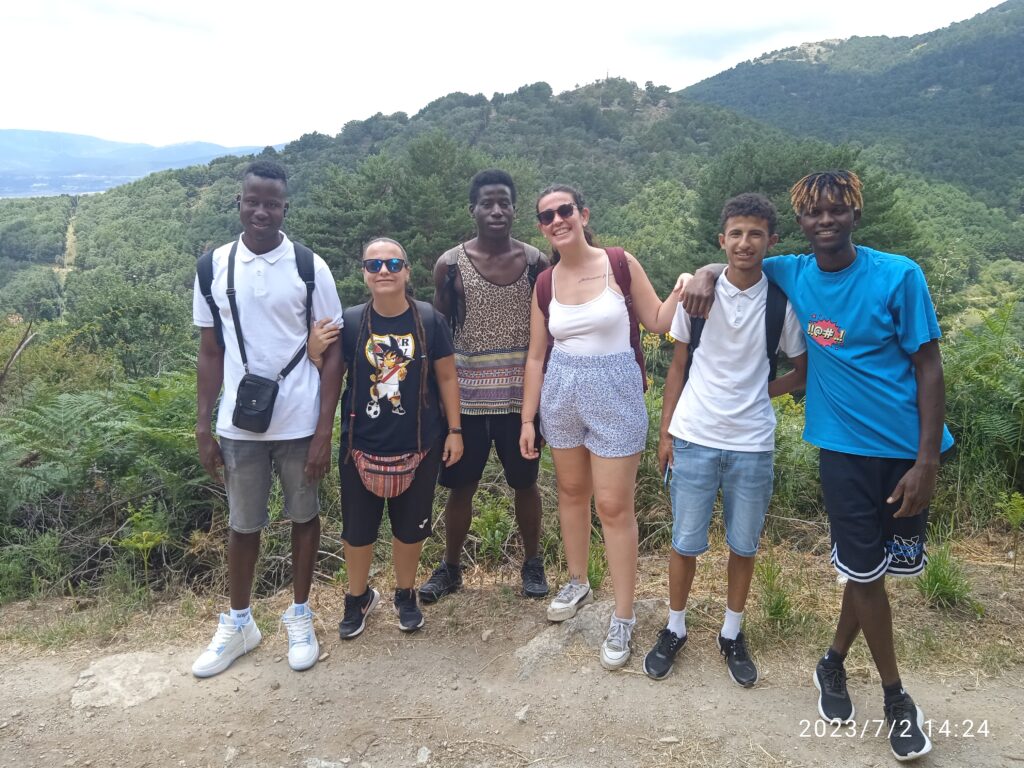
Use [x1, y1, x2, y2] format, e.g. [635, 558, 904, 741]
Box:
[363, 257, 408, 274]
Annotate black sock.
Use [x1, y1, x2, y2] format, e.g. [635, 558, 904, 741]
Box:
[822, 648, 847, 665]
[883, 680, 905, 701]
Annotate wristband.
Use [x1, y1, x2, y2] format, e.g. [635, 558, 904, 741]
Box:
[448, 427, 463, 435]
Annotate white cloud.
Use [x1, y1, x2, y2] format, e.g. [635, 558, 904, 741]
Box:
[2, 0, 1004, 146]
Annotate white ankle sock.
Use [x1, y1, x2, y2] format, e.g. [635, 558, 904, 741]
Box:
[667, 608, 687, 638]
[229, 607, 251, 626]
[721, 607, 743, 640]
[290, 602, 308, 616]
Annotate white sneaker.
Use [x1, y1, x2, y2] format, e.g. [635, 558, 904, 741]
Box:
[282, 604, 319, 671]
[192, 613, 262, 678]
[600, 614, 636, 670]
[546, 579, 595, 621]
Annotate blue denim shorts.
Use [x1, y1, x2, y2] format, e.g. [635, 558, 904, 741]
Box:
[669, 438, 773, 557]
[539, 348, 648, 458]
[221, 436, 319, 533]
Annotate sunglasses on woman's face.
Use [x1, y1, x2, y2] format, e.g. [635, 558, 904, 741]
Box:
[536, 203, 577, 226]
[363, 257, 408, 274]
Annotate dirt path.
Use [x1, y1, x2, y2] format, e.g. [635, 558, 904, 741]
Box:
[2, 596, 1021, 768]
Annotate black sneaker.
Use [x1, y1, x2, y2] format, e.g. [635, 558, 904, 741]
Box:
[814, 658, 855, 723]
[338, 588, 380, 639]
[718, 631, 758, 688]
[418, 561, 463, 604]
[521, 556, 550, 598]
[643, 627, 687, 680]
[394, 588, 424, 632]
[884, 691, 932, 762]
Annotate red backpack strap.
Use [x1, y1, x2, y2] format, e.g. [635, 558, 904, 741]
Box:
[534, 266, 555, 372]
[605, 247, 647, 392]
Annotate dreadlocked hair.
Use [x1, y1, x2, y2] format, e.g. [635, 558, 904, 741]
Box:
[789, 170, 863, 216]
[345, 297, 431, 463]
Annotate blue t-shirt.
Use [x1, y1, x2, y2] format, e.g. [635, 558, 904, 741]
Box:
[763, 246, 954, 460]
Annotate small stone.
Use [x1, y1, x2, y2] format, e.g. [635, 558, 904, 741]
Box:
[515, 705, 530, 723]
[225, 745, 238, 763]
[226, 731, 233, 738]
[481, 629, 494, 642]
[0, 723, 7, 730]
[318, 652, 330, 662]
[274, 656, 283, 663]
[233, 685, 239, 692]
[11, 710, 22, 718]
[659, 736, 680, 744]
[270, 682, 281, 691]
[589, 748, 596, 754]
[450, 682, 459, 691]
[416, 746, 431, 764]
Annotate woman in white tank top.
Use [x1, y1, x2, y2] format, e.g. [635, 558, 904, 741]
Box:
[518, 183, 684, 670]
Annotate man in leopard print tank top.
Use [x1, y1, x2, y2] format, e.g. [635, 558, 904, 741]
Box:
[420, 170, 551, 604]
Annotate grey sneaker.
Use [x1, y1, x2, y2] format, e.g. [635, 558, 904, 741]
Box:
[546, 579, 595, 621]
[600, 614, 636, 670]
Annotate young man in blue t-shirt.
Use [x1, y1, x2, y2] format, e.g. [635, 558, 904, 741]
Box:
[685, 171, 952, 763]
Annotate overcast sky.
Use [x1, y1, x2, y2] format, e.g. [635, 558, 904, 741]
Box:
[3, 0, 1004, 148]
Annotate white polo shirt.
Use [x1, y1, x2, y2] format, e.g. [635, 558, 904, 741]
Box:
[668, 270, 805, 452]
[192, 234, 343, 441]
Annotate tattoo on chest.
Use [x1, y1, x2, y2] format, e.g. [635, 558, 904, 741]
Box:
[578, 274, 604, 283]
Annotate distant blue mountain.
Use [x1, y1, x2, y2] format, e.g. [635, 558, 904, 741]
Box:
[0, 130, 269, 197]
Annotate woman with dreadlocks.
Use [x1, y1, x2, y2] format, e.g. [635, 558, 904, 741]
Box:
[308, 237, 463, 637]
[682, 170, 951, 762]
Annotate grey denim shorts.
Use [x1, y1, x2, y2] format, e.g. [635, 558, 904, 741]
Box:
[221, 436, 319, 533]
[539, 348, 648, 458]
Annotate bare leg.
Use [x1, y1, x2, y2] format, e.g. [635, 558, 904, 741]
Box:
[725, 551, 755, 613]
[228, 529, 260, 610]
[393, 538, 424, 590]
[843, 578, 900, 685]
[669, 550, 697, 611]
[443, 483, 477, 565]
[291, 517, 320, 605]
[513, 483, 542, 560]
[343, 541, 374, 596]
[550, 447, 594, 583]
[591, 453, 642, 620]
[831, 580, 862, 654]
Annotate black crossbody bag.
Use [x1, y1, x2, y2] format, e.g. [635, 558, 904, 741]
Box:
[225, 241, 314, 433]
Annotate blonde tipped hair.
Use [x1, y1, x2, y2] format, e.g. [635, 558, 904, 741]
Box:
[790, 170, 863, 215]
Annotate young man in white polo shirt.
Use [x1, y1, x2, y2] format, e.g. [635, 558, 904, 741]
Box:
[643, 193, 807, 685]
[191, 160, 344, 678]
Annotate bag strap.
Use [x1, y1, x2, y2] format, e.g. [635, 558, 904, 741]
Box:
[684, 315, 705, 383]
[226, 239, 314, 380]
[606, 247, 647, 392]
[764, 280, 786, 381]
[525, 244, 542, 289]
[196, 249, 224, 348]
[535, 266, 555, 372]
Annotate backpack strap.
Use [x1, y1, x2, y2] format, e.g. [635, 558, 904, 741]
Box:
[764, 281, 786, 381]
[683, 315, 705, 383]
[606, 247, 647, 392]
[534, 266, 555, 372]
[443, 246, 463, 336]
[524, 244, 543, 289]
[196, 248, 224, 348]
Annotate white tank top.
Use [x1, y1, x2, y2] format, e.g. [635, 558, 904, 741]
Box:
[548, 257, 632, 356]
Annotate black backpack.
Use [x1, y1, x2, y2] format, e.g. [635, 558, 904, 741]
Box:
[196, 240, 315, 348]
[686, 281, 787, 382]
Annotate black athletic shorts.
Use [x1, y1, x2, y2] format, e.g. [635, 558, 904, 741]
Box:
[438, 413, 539, 490]
[819, 448, 930, 583]
[340, 441, 442, 547]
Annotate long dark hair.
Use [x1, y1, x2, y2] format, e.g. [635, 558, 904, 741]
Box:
[345, 239, 430, 461]
[536, 183, 597, 265]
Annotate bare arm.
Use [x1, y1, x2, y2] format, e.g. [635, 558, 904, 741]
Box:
[195, 327, 225, 483]
[681, 263, 726, 318]
[889, 340, 945, 517]
[519, 291, 548, 459]
[658, 341, 689, 474]
[623, 251, 681, 333]
[433, 256, 455, 318]
[304, 337, 344, 481]
[433, 354, 464, 466]
[307, 318, 340, 370]
[768, 352, 807, 398]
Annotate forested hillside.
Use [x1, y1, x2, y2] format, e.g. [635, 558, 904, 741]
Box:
[684, 0, 1024, 208]
[1, 43, 1022, 606]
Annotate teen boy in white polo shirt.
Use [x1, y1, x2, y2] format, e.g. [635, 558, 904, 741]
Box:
[191, 160, 344, 677]
[643, 193, 807, 685]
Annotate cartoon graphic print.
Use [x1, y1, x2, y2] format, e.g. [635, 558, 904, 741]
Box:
[807, 314, 847, 348]
[886, 534, 923, 566]
[364, 333, 414, 419]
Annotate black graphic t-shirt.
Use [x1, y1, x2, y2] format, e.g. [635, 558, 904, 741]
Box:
[339, 301, 455, 455]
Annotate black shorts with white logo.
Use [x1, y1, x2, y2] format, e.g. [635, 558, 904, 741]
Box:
[340, 441, 442, 547]
[819, 448, 929, 583]
[438, 413, 540, 490]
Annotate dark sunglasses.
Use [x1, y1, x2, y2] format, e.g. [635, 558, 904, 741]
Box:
[536, 203, 577, 226]
[363, 258, 408, 274]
